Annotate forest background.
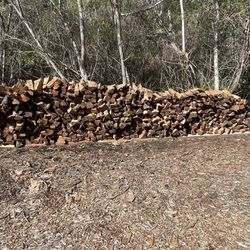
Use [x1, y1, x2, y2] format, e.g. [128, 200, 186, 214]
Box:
[0, 0, 249, 98]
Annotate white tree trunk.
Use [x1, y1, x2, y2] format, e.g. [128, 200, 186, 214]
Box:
[50, 0, 86, 80]
[0, 4, 12, 85]
[1, 44, 5, 84]
[77, 0, 88, 81]
[179, 0, 186, 54]
[230, 18, 250, 92]
[9, 0, 65, 79]
[213, 0, 220, 90]
[0, 29, 4, 85]
[113, 0, 129, 84]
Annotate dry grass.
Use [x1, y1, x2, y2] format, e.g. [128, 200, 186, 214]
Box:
[0, 134, 250, 249]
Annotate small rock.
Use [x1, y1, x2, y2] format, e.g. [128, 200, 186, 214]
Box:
[125, 190, 136, 202]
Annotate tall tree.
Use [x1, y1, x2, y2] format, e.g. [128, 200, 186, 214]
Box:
[179, 0, 186, 54]
[230, 17, 250, 92]
[213, 0, 220, 90]
[0, 0, 250, 95]
[0, 2, 13, 85]
[77, 0, 88, 81]
[113, 0, 129, 84]
[50, 0, 87, 80]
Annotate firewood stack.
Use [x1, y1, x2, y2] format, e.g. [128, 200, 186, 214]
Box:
[0, 77, 249, 145]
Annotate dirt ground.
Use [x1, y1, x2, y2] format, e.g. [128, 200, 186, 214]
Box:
[0, 134, 250, 250]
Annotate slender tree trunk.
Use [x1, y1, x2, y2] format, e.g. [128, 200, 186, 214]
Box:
[9, 0, 64, 78]
[58, 0, 62, 11]
[77, 0, 88, 81]
[167, 9, 173, 34]
[0, 3, 12, 85]
[231, 53, 248, 93]
[50, 0, 86, 79]
[213, 0, 220, 90]
[179, 0, 186, 54]
[0, 43, 2, 85]
[0, 30, 4, 85]
[1, 43, 5, 84]
[230, 18, 250, 92]
[113, 0, 129, 84]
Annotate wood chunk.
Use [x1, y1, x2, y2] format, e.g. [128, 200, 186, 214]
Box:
[205, 89, 223, 97]
[69, 119, 80, 127]
[34, 78, 43, 93]
[222, 90, 232, 98]
[43, 76, 51, 88]
[20, 94, 30, 102]
[153, 92, 163, 101]
[98, 103, 108, 112]
[56, 136, 66, 145]
[106, 84, 116, 95]
[24, 111, 33, 118]
[25, 80, 34, 90]
[61, 78, 68, 87]
[139, 130, 147, 139]
[162, 91, 172, 99]
[47, 77, 60, 88]
[231, 104, 245, 112]
[143, 88, 153, 101]
[74, 83, 80, 96]
[12, 98, 20, 105]
[78, 79, 86, 92]
[85, 102, 94, 109]
[189, 111, 198, 119]
[130, 83, 139, 93]
[85, 114, 96, 122]
[168, 88, 179, 97]
[116, 83, 128, 91]
[87, 81, 98, 91]
[68, 81, 76, 93]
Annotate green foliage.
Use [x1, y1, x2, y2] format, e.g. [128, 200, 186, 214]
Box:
[20, 52, 35, 67]
[1, 0, 249, 94]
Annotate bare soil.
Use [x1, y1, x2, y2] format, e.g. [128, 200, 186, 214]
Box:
[0, 134, 250, 250]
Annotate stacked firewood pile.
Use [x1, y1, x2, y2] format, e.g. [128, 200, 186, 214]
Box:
[0, 77, 249, 145]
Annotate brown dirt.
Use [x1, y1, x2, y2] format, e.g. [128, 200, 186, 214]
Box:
[0, 134, 250, 250]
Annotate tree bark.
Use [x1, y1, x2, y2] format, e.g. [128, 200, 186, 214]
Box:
[179, 0, 186, 54]
[77, 0, 88, 81]
[1, 43, 5, 85]
[213, 0, 220, 90]
[0, 3, 12, 85]
[113, 0, 129, 84]
[0, 26, 4, 85]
